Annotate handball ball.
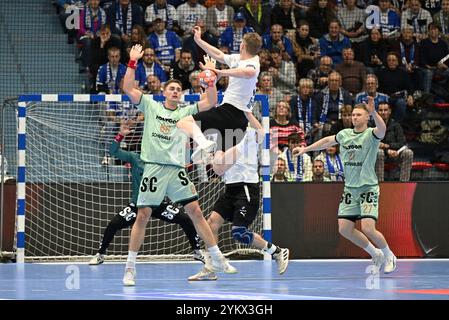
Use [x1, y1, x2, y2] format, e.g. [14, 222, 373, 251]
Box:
[199, 70, 217, 88]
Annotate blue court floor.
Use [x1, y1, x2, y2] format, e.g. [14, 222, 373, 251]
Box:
[0, 259, 448, 300]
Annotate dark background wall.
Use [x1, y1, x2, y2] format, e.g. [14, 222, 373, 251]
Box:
[3, 182, 449, 258]
[271, 182, 449, 259]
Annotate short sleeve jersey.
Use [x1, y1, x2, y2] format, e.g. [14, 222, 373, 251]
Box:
[335, 127, 381, 188]
[136, 95, 198, 167]
[222, 54, 260, 112]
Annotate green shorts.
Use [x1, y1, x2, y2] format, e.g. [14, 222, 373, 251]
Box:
[338, 185, 380, 221]
[137, 163, 198, 208]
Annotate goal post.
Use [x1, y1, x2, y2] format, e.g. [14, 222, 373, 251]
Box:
[15, 94, 271, 263]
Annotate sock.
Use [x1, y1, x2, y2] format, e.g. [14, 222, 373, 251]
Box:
[207, 245, 222, 260]
[192, 122, 209, 148]
[263, 242, 278, 255]
[380, 245, 393, 258]
[363, 242, 378, 257]
[125, 251, 138, 269]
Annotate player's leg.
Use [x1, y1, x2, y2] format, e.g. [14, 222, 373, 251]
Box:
[207, 211, 225, 243]
[123, 164, 166, 286]
[231, 184, 289, 275]
[177, 115, 216, 157]
[179, 104, 248, 162]
[123, 206, 153, 286]
[187, 211, 225, 281]
[183, 201, 237, 274]
[361, 218, 397, 273]
[358, 184, 396, 272]
[338, 187, 383, 270]
[152, 203, 204, 263]
[89, 204, 136, 265]
[212, 142, 244, 176]
[251, 233, 290, 275]
[168, 167, 237, 274]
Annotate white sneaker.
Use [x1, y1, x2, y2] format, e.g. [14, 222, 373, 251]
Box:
[210, 256, 238, 274]
[371, 249, 385, 274]
[273, 248, 290, 275]
[191, 140, 216, 163]
[193, 249, 205, 264]
[123, 268, 136, 286]
[188, 267, 218, 281]
[89, 253, 104, 265]
[383, 254, 397, 274]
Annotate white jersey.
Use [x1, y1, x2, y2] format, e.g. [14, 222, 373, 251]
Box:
[222, 54, 260, 112]
[223, 128, 259, 184]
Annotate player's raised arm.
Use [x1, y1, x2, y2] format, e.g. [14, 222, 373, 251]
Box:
[193, 26, 225, 63]
[123, 44, 144, 105]
[109, 120, 135, 163]
[293, 135, 338, 156]
[213, 65, 258, 80]
[367, 96, 386, 139]
[197, 56, 218, 112]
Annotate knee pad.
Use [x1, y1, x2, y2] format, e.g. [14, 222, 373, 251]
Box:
[232, 226, 253, 245]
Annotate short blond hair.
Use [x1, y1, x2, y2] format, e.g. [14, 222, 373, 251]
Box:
[353, 103, 369, 113]
[243, 32, 262, 55]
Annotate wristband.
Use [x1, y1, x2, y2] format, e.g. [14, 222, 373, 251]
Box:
[114, 133, 125, 142]
[127, 60, 137, 70]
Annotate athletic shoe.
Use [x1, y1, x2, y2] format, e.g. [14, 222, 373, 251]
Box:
[371, 249, 385, 274]
[209, 256, 238, 274]
[383, 254, 397, 274]
[191, 140, 216, 163]
[123, 268, 136, 286]
[193, 250, 205, 264]
[273, 248, 290, 275]
[88, 253, 104, 265]
[188, 267, 218, 281]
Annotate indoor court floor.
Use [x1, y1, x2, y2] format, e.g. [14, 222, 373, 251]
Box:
[0, 259, 448, 300]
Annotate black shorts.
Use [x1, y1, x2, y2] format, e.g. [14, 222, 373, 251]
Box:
[192, 103, 248, 151]
[212, 183, 260, 227]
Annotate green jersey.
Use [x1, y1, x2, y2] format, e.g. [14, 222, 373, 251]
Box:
[109, 140, 143, 204]
[335, 127, 381, 188]
[136, 95, 198, 168]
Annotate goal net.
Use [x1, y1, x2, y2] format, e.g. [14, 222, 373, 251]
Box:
[16, 95, 270, 262]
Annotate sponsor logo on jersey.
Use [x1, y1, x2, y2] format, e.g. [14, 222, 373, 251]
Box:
[343, 144, 362, 150]
[159, 123, 172, 134]
[156, 115, 178, 124]
[152, 132, 171, 140]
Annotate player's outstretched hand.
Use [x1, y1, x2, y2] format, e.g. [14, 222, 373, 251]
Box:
[199, 55, 220, 77]
[120, 119, 135, 136]
[202, 55, 216, 70]
[129, 44, 144, 61]
[366, 96, 375, 115]
[192, 26, 202, 42]
[292, 146, 306, 156]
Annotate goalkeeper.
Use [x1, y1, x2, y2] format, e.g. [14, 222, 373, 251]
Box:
[89, 120, 204, 265]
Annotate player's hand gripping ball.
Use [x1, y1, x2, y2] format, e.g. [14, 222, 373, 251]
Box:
[199, 69, 217, 88]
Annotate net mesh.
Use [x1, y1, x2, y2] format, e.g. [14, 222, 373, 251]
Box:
[22, 99, 263, 262]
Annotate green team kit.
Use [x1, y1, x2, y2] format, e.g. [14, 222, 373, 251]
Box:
[335, 127, 381, 221]
[136, 95, 199, 207]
